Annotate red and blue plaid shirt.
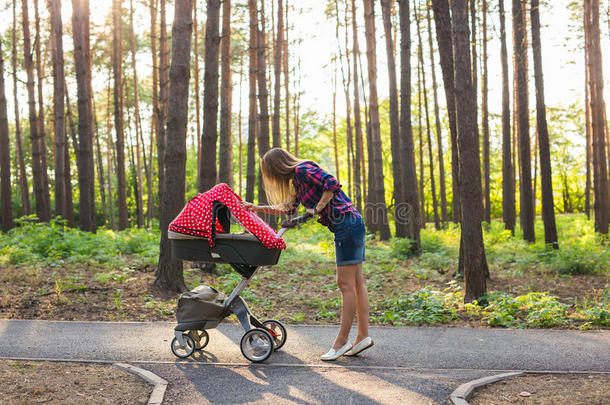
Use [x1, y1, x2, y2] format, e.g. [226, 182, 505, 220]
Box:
[288, 161, 360, 231]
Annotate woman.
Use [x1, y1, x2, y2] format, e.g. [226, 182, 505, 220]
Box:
[242, 148, 373, 360]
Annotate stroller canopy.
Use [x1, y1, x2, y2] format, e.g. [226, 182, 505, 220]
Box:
[169, 183, 287, 250]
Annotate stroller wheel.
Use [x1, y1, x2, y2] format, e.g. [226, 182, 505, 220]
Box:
[189, 330, 210, 350]
[263, 320, 287, 351]
[171, 334, 195, 358]
[240, 328, 274, 363]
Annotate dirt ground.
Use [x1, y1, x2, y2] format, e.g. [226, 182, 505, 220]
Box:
[469, 373, 610, 405]
[0, 360, 152, 404]
[0, 259, 607, 326]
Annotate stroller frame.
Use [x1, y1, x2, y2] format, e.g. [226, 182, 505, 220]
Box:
[169, 201, 311, 362]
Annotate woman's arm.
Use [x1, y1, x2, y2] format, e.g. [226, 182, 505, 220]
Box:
[241, 202, 290, 215]
[305, 190, 334, 216]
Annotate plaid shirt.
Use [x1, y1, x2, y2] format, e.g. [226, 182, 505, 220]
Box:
[288, 161, 359, 231]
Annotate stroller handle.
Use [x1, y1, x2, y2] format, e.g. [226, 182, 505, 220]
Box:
[280, 213, 313, 229]
[276, 214, 313, 239]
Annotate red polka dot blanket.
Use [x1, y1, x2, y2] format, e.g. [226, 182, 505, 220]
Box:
[169, 183, 287, 250]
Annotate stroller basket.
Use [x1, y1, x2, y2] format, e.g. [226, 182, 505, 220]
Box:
[169, 231, 282, 266]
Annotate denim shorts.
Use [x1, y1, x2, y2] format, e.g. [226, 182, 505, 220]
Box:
[332, 213, 366, 266]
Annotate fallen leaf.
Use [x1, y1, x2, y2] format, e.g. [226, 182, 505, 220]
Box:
[519, 391, 532, 397]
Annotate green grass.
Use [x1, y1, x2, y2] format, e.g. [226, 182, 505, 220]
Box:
[0, 213, 607, 329]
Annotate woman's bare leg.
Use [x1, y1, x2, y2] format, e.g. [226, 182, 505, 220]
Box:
[353, 262, 370, 344]
[332, 264, 358, 350]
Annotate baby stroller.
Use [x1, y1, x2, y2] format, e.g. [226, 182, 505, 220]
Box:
[168, 184, 311, 363]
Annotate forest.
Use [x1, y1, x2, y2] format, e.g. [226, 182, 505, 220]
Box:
[0, 0, 608, 308]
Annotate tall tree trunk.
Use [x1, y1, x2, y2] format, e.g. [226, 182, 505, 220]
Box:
[335, 0, 354, 198]
[396, 0, 420, 250]
[219, 0, 233, 186]
[105, 78, 116, 230]
[272, 0, 283, 148]
[415, 2, 440, 230]
[199, 0, 221, 192]
[246, 0, 258, 203]
[531, 1, 558, 247]
[64, 84, 77, 227]
[283, 1, 290, 152]
[351, 0, 364, 213]
[499, 0, 515, 233]
[381, 0, 404, 236]
[129, 0, 144, 227]
[93, 106, 106, 225]
[451, 0, 487, 302]
[363, 0, 391, 240]
[513, 0, 534, 242]
[426, 3, 447, 226]
[155, 0, 192, 294]
[12, 0, 30, 216]
[0, 40, 12, 231]
[431, 0, 460, 222]
[585, 0, 609, 234]
[482, 0, 491, 223]
[72, 0, 96, 232]
[417, 49, 426, 225]
[157, 0, 169, 220]
[22, 0, 49, 222]
[149, 0, 158, 223]
[332, 69, 340, 179]
[238, 54, 244, 195]
[256, 0, 271, 212]
[113, 0, 128, 229]
[34, 0, 51, 220]
[49, 0, 66, 219]
[585, 60, 591, 219]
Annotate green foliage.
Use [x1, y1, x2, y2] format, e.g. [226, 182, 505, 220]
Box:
[377, 287, 459, 326]
[0, 217, 160, 268]
[480, 292, 569, 328]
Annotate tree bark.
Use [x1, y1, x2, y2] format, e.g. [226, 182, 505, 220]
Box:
[482, 0, 491, 223]
[256, 1, 271, 213]
[499, 0, 515, 233]
[431, 0, 460, 222]
[451, 0, 487, 302]
[155, 0, 192, 295]
[72, 0, 96, 232]
[417, 47, 426, 226]
[22, 0, 49, 222]
[105, 78, 116, 230]
[381, 0, 404, 237]
[34, 0, 51, 221]
[530, 0, 558, 248]
[12, 0, 30, 216]
[283, 1, 291, 152]
[272, 0, 283, 149]
[157, 0, 169, 221]
[246, 0, 258, 203]
[585, 0, 609, 235]
[0, 39, 12, 232]
[219, 0, 233, 186]
[129, 0, 144, 227]
[396, 0, 420, 251]
[113, 0, 128, 229]
[363, 0, 391, 240]
[426, 3, 447, 226]
[351, 0, 364, 214]
[513, 0, 535, 242]
[199, 0, 221, 193]
[49, 0, 66, 219]
[149, 0, 159, 223]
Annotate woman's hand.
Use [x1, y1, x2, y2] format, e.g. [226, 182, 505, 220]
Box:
[305, 207, 317, 216]
[241, 201, 258, 212]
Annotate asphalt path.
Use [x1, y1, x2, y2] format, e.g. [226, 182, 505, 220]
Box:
[1, 320, 608, 404]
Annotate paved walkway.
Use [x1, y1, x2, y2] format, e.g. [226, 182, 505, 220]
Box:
[1, 320, 608, 404]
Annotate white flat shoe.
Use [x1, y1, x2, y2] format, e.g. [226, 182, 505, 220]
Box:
[345, 337, 374, 356]
[320, 342, 352, 361]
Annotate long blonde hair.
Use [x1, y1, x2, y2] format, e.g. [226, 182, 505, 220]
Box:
[260, 148, 304, 208]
